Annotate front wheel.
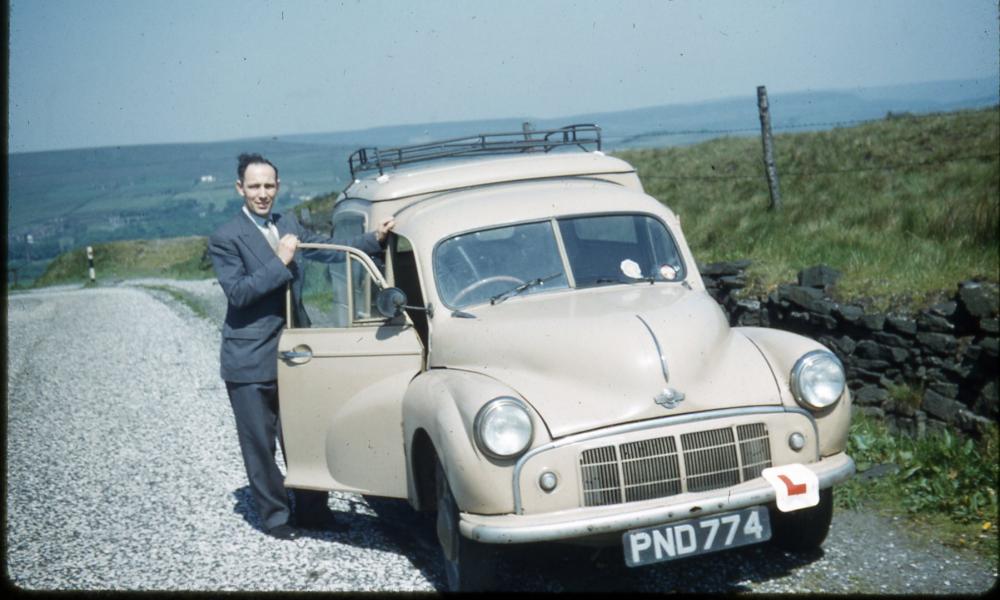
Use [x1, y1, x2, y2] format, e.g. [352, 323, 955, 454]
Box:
[768, 487, 834, 552]
[435, 458, 497, 591]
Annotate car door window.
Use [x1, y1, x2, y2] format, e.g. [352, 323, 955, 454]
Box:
[296, 246, 385, 329]
[328, 211, 368, 326]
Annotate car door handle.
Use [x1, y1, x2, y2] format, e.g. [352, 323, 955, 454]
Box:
[280, 350, 313, 360]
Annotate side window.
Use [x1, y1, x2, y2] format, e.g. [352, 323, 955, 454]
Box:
[295, 247, 385, 329]
[332, 211, 366, 243]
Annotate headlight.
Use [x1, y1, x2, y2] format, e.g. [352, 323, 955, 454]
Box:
[790, 350, 846, 410]
[474, 397, 533, 459]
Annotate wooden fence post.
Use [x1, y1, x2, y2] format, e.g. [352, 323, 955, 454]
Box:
[757, 86, 783, 211]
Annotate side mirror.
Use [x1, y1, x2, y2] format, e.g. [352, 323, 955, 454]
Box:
[376, 287, 408, 318]
[375, 287, 435, 319]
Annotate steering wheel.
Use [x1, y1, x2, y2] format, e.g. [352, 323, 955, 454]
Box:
[452, 275, 525, 305]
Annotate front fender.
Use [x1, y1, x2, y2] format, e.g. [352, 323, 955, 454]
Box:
[403, 369, 550, 515]
[738, 326, 852, 456]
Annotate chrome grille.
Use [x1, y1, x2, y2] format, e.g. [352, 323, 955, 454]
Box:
[737, 423, 772, 480]
[580, 445, 621, 507]
[579, 423, 771, 507]
[621, 436, 681, 502]
[681, 427, 741, 492]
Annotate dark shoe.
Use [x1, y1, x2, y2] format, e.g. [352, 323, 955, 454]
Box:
[295, 508, 349, 533]
[265, 524, 300, 540]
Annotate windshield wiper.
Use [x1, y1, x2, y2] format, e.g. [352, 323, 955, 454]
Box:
[631, 275, 657, 284]
[490, 272, 562, 305]
[593, 275, 656, 285]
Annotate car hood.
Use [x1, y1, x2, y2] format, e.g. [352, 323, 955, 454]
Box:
[429, 285, 782, 438]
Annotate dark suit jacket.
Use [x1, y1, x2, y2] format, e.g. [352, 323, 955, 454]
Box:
[208, 210, 381, 383]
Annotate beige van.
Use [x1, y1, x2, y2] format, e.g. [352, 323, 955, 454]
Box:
[276, 125, 854, 591]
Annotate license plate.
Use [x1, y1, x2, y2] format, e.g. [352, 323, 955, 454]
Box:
[622, 506, 771, 567]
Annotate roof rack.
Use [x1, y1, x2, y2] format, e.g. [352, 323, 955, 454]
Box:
[347, 123, 601, 177]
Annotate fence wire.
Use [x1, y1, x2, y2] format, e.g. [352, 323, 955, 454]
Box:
[617, 110, 992, 144]
[635, 152, 1000, 182]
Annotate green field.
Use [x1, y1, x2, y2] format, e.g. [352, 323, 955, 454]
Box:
[30, 107, 1000, 311]
[617, 107, 999, 309]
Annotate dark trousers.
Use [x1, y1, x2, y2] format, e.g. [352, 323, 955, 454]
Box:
[226, 380, 328, 531]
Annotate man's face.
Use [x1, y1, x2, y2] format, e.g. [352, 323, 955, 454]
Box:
[237, 162, 279, 217]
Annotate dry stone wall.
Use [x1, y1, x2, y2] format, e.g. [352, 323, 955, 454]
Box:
[701, 261, 998, 438]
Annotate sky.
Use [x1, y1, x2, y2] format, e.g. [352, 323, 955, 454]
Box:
[7, 0, 999, 154]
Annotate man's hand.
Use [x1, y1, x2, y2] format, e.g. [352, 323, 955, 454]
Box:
[277, 234, 299, 265]
[375, 218, 396, 243]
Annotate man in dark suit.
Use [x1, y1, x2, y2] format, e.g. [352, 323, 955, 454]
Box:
[208, 153, 393, 540]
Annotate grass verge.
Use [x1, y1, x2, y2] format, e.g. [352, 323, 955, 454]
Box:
[137, 284, 213, 322]
[34, 236, 214, 287]
[616, 107, 999, 311]
[837, 410, 999, 559]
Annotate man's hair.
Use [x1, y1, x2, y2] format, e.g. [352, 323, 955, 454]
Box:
[237, 153, 279, 181]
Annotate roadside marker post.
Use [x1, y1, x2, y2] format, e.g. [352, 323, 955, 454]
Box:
[86, 246, 96, 282]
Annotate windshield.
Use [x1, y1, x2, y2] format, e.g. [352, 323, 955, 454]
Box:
[434, 213, 686, 308]
[558, 214, 685, 288]
[434, 221, 569, 308]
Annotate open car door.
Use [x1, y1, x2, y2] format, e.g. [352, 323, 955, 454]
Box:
[277, 243, 423, 498]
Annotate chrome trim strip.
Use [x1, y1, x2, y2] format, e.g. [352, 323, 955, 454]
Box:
[475, 453, 854, 544]
[550, 217, 577, 289]
[635, 314, 669, 384]
[512, 405, 818, 513]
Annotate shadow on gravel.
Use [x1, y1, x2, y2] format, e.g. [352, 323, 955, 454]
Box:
[232, 486, 266, 532]
[475, 537, 825, 592]
[233, 487, 825, 592]
[231, 487, 446, 588]
[358, 497, 829, 593]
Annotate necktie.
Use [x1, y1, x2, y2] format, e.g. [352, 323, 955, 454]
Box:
[264, 221, 280, 252]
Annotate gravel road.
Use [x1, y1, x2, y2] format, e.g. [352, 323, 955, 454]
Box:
[5, 281, 998, 593]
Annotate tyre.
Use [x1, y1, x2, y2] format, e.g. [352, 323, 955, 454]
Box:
[768, 487, 834, 552]
[435, 458, 497, 591]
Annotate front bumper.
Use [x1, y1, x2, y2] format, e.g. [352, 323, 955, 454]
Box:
[460, 452, 854, 544]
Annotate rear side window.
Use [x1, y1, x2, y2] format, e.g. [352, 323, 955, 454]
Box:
[332, 211, 366, 242]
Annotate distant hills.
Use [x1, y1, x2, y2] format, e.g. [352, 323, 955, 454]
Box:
[280, 77, 1000, 149]
[6, 76, 998, 284]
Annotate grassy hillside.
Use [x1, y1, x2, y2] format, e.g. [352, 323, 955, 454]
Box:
[31, 107, 999, 310]
[6, 139, 356, 284]
[616, 107, 999, 308]
[34, 236, 212, 286]
[7, 139, 356, 231]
